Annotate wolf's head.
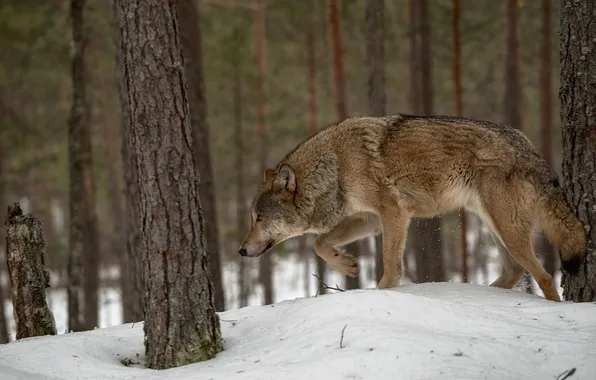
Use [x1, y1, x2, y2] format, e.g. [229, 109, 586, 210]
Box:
[238, 164, 308, 257]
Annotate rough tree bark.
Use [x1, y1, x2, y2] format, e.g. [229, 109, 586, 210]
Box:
[559, 0, 596, 302]
[177, 0, 225, 312]
[5, 204, 56, 339]
[366, 0, 386, 283]
[451, 0, 468, 283]
[112, 0, 143, 323]
[307, 0, 327, 293]
[504, 0, 532, 294]
[328, 0, 361, 290]
[538, 0, 557, 277]
[67, 0, 87, 332]
[253, 5, 274, 305]
[117, 0, 223, 368]
[412, 0, 446, 283]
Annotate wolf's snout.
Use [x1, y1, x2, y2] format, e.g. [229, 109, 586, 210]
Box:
[238, 247, 247, 256]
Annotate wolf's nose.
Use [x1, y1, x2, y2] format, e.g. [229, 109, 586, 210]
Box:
[238, 248, 247, 256]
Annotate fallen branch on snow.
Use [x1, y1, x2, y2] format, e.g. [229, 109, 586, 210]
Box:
[312, 273, 345, 296]
[339, 325, 347, 349]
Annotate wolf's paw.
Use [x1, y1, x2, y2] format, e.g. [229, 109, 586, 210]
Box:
[331, 248, 360, 277]
[377, 274, 398, 289]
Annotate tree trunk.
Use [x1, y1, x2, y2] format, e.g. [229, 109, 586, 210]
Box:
[451, 0, 469, 283]
[253, 5, 274, 305]
[67, 0, 87, 333]
[504, 0, 532, 293]
[233, 33, 249, 308]
[5, 203, 56, 340]
[81, 98, 100, 331]
[539, 0, 557, 277]
[117, 0, 223, 368]
[0, 137, 8, 343]
[559, 0, 596, 302]
[504, 0, 522, 130]
[327, 0, 361, 289]
[307, 0, 327, 294]
[413, 0, 445, 283]
[366, 0, 385, 284]
[112, 0, 143, 323]
[177, 0, 225, 312]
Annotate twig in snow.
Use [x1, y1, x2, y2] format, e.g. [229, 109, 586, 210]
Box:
[555, 368, 576, 380]
[339, 324, 347, 348]
[312, 273, 345, 296]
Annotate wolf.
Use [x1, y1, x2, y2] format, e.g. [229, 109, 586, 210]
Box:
[238, 114, 587, 302]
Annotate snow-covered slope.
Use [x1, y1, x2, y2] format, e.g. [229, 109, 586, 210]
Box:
[1, 283, 594, 380]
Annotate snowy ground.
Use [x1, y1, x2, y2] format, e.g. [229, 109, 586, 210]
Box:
[1, 282, 594, 380]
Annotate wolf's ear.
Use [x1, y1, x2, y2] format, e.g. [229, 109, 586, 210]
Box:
[273, 164, 296, 194]
[264, 168, 276, 182]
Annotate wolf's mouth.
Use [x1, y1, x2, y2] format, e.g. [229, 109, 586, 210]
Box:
[264, 240, 275, 252]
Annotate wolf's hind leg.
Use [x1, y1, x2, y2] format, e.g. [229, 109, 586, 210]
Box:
[481, 191, 560, 302]
[314, 213, 381, 277]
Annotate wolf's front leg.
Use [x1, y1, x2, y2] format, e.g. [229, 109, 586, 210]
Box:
[313, 213, 381, 278]
[376, 203, 410, 289]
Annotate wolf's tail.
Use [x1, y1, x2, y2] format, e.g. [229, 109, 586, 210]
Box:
[536, 176, 587, 274]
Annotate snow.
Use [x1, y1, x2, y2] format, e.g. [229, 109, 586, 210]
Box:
[1, 282, 595, 380]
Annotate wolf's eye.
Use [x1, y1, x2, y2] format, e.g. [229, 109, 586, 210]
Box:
[256, 214, 263, 222]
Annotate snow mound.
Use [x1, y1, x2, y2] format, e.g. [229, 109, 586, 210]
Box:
[1, 283, 594, 380]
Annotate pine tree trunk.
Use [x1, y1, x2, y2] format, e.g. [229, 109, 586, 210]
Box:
[253, 5, 274, 305]
[327, 0, 361, 289]
[0, 141, 9, 343]
[233, 34, 249, 308]
[81, 100, 100, 330]
[413, 0, 445, 283]
[113, 0, 143, 323]
[451, 0, 469, 283]
[366, 0, 386, 284]
[177, 0, 225, 312]
[5, 204, 57, 340]
[504, 0, 522, 131]
[67, 0, 87, 332]
[539, 0, 557, 277]
[117, 0, 223, 368]
[307, 0, 328, 294]
[559, 0, 596, 302]
[504, 0, 532, 293]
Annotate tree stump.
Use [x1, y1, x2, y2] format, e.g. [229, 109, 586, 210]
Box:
[5, 203, 56, 339]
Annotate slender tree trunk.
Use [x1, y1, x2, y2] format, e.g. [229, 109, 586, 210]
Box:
[539, 0, 557, 277]
[366, 0, 386, 283]
[234, 35, 249, 308]
[327, 0, 361, 289]
[112, 0, 143, 323]
[504, 0, 532, 293]
[504, 0, 522, 130]
[5, 204, 57, 340]
[117, 0, 223, 368]
[81, 101, 99, 331]
[0, 135, 8, 343]
[412, 0, 445, 283]
[408, 0, 421, 115]
[177, 0, 225, 312]
[559, 0, 596, 302]
[253, 5, 274, 305]
[307, 0, 327, 293]
[67, 0, 87, 333]
[451, 0, 468, 283]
